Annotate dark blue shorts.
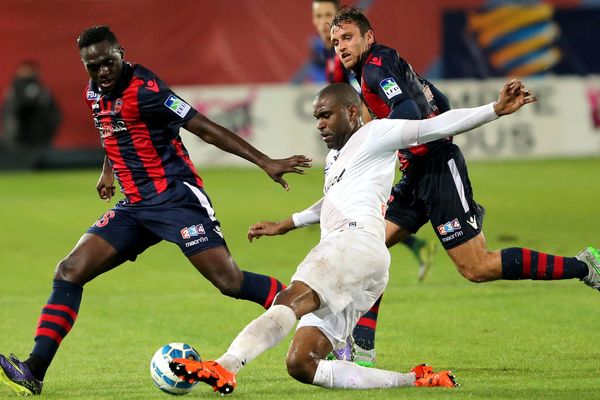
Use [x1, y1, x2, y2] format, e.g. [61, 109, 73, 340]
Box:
[87, 181, 226, 259]
[385, 144, 485, 250]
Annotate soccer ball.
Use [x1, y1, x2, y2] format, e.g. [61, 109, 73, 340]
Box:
[150, 342, 201, 395]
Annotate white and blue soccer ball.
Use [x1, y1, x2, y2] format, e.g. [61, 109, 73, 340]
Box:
[150, 342, 201, 395]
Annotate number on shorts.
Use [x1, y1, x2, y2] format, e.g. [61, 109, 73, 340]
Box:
[94, 210, 116, 228]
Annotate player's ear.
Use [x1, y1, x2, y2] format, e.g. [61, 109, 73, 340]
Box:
[118, 47, 125, 59]
[365, 29, 375, 45]
[348, 104, 360, 122]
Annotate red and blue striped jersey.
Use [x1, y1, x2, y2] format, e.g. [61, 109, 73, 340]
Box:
[84, 63, 203, 203]
[357, 44, 450, 170]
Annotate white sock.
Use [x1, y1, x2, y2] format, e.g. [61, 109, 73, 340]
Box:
[216, 304, 296, 373]
[312, 360, 416, 389]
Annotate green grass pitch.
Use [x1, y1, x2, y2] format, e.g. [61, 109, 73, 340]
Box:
[0, 157, 599, 399]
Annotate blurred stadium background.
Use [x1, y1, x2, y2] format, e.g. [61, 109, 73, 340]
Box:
[1, 0, 599, 168]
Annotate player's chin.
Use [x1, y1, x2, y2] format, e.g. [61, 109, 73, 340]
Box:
[340, 56, 355, 69]
[340, 61, 353, 69]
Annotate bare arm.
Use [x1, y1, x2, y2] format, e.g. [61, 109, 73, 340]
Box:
[96, 156, 115, 202]
[185, 113, 311, 190]
[247, 197, 323, 242]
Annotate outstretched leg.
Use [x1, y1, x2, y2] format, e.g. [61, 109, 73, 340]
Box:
[289, 326, 456, 389]
[0, 233, 125, 396]
[447, 232, 593, 285]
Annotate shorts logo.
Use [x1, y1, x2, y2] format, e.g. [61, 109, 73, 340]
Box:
[466, 216, 478, 230]
[379, 78, 402, 99]
[185, 237, 209, 247]
[164, 95, 191, 118]
[180, 224, 206, 239]
[213, 226, 224, 239]
[441, 230, 464, 243]
[437, 218, 461, 236]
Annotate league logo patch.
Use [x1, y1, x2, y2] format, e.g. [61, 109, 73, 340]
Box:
[437, 218, 461, 236]
[379, 78, 402, 99]
[164, 95, 191, 118]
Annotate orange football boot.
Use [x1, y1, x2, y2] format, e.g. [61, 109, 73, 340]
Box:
[414, 369, 458, 388]
[170, 358, 236, 394]
[410, 364, 434, 379]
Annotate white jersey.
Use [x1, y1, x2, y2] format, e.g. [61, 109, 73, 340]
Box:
[292, 103, 498, 240]
[319, 122, 400, 240]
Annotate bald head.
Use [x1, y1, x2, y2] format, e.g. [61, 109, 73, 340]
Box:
[315, 83, 362, 108]
[313, 83, 363, 150]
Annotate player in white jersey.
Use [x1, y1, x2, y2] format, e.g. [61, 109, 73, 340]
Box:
[168, 80, 536, 393]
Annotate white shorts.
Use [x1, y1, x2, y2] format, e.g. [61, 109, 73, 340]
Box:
[292, 228, 390, 349]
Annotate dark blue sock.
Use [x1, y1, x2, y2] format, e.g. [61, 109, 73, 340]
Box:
[27, 279, 83, 380]
[352, 296, 382, 350]
[501, 248, 587, 280]
[238, 270, 286, 309]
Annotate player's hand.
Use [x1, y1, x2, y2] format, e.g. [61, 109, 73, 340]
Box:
[248, 219, 294, 242]
[96, 172, 116, 202]
[261, 155, 312, 191]
[493, 79, 537, 116]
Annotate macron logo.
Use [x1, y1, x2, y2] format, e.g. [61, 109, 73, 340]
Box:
[467, 216, 478, 230]
[145, 79, 159, 93]
[369, 56, 382, 66]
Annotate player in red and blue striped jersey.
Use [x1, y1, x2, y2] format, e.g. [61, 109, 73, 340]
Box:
[0, 25, 310, 396]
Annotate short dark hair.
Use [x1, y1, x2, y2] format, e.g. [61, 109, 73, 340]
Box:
[331, 6, 372, 35]
[313, 0, 340, 8]
[316, 83, 362, 108]
[77, 25, 119, 49]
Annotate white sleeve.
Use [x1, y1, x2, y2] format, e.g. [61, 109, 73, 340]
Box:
[370, 103, 499, 152]
[292, 197, 323, 227]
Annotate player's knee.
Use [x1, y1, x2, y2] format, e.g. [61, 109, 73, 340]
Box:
[286, 353, 318, 384]
[214, 272, 243, 298]
[54, 256, 84, 284]
[455, 261, 490, 283]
